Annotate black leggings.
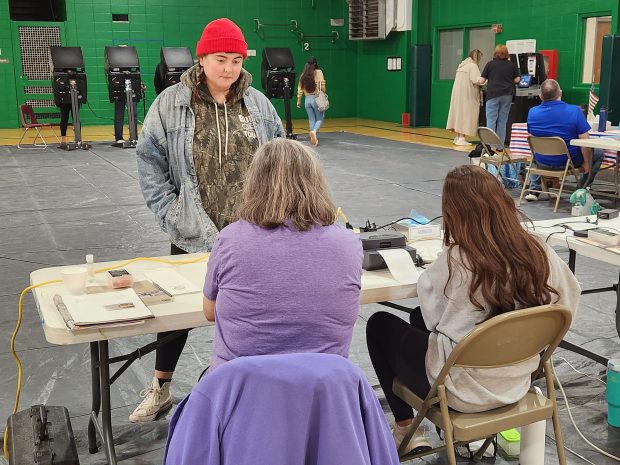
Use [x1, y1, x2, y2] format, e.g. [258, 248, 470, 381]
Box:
[58, 104, 73, 137]
[154, 243, 191, 373]
[366, 309, 431, 422]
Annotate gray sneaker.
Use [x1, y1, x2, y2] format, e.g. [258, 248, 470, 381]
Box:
[129, 377, 172, 422]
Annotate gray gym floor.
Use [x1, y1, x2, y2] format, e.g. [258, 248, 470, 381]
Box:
[0, 132, 618, 464]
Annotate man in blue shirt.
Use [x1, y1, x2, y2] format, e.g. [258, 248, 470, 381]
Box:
[525, 79, 604, 200]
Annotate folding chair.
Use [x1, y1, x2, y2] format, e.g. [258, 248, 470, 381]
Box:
[476, 127, 530, 185]
[518, 136, 581, 212]
[392, 304, 572, 465]
[18, 104, 57, 149]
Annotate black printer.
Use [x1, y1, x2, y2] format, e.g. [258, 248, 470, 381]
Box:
[360, 231, 416, 271]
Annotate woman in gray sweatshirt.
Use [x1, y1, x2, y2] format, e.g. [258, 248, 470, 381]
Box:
[366, 165, 580, 454]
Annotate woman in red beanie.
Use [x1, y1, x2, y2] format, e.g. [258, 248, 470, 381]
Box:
[135, 17, 284, 423]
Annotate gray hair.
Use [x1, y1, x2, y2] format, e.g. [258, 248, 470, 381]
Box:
[237, 138, 336, 231]
[541, 79, 562, 101]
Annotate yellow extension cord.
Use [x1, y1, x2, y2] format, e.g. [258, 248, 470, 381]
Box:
[3, 254, 209, 458]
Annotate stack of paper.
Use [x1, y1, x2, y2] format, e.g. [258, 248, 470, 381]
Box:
[59, 288, 154, 329]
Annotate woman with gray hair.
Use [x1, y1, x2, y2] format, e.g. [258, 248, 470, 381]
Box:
[202, 138, 363, 371]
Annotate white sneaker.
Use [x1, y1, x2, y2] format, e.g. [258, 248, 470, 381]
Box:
[525, 193, 539, 202]
[129, 377, 172, 422]
[116, 139, 125, 145]
[392, 423, 432, 455]
[309, 130, 318, 146]
[454, 138, 472, 146]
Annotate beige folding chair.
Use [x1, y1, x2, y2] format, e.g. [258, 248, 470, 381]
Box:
[518, 136, 581, 212]
[476, 127, 530, 185]
[392, 304, 572, 465]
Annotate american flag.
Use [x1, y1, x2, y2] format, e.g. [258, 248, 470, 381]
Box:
[588, 83, 600, 116]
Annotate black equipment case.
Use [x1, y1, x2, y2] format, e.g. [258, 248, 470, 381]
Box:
[7, 405, 80, 465]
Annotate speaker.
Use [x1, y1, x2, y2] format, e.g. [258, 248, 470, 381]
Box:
[104, 46, 140, 72]
[599, 34, 620, 125]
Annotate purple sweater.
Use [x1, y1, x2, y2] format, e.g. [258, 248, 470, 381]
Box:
[164, 353, 399, 465]
[204, 219, 363, 370]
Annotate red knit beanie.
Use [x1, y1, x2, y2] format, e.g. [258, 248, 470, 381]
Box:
[196, 18, 248, 58]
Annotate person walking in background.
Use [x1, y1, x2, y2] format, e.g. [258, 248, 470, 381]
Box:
[297, 57, 326, 146]
[479, 44, 520, 147]
[446, 50, 483, 146]
[134, 17, 284, 423]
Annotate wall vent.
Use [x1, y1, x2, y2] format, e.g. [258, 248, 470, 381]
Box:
[348, 0, 396, 40]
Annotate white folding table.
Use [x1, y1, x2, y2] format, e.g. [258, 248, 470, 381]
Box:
[529, 215, 620, 365]
[30, 252, 425, 464]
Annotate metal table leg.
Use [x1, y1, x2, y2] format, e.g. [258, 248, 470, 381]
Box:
[99, 341, 118, 465]
[88, 342, 101, 454]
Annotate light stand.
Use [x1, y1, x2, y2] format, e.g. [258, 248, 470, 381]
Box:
[124, 79, 138, 148]
[66, 79, 90, 150]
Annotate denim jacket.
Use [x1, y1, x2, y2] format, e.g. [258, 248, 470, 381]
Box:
[137, 74, 284, 253]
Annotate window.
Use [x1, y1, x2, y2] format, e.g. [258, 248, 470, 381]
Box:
[438, 27, 495, 80]
[582, 15, 611, 84]
[439, 30, 463, 80]
[468, 27, 495, 72]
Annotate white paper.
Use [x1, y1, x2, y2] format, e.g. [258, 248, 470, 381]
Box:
[62, 288, 153, 326]
[506, 39, 536, 55]
[377, 249, 419, 284]
[144, 268, 202, 295]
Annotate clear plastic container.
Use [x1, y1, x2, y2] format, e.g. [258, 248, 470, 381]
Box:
[497, 428, 520, 457]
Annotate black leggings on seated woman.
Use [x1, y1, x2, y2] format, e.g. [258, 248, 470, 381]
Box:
[154, 243, 191, 373]
[366, 309, 431, 422]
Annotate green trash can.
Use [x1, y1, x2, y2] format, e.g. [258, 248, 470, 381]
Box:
[608, 359, 620, 427]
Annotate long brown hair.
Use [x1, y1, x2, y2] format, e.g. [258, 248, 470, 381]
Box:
[300, 62, 317, 93]
[442, 165, 558, 316]
[237, 138, 335, 231]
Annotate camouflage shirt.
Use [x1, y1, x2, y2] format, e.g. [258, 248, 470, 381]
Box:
[187, 67, 259, 231]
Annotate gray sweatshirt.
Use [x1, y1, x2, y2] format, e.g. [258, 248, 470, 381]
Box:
[417, 241, 581, 413]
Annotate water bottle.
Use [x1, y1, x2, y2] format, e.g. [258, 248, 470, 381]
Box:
[608, 359, 620, 427]
[598, 106, 608, 132]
